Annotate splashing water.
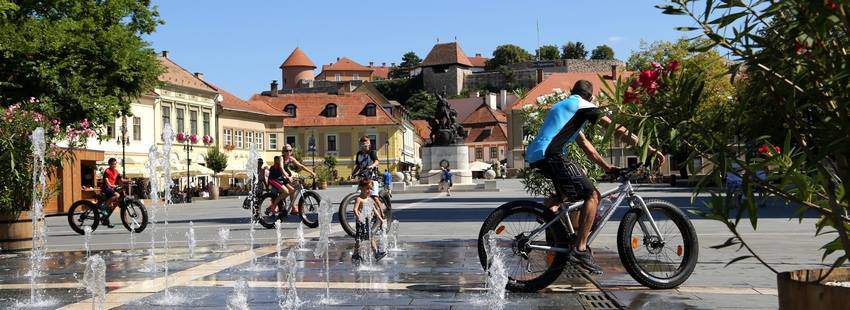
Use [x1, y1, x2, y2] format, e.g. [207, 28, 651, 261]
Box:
[218, 227, 230, 252]
[160, 123, 176, 296]
[245, 144, 260, 267]
[82, 254, 106, 310]
[389, 219, 402, 252]
[227, 279, 250, 310]
[23, 127, 55, 307]
[187, 221, 196, 260]
[275, 220, 284, 264]
[357, 201, 377, 271]
[279, 249, 301, 309]
[83, 226, 92, 259]
[312, 199, 333, 302]
[295, 224, 306, 251]
[142, 144, 161, 273]
[485, 230, 508, 310]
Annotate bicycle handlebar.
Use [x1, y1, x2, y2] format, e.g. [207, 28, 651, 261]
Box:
[607, 163, 644, 179]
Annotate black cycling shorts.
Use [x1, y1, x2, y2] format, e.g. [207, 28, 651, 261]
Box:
[355, 221, 370, 242]
[530, 155, 595, 201]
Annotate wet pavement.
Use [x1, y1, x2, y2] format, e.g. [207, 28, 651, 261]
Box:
[0, 238, 608, 309]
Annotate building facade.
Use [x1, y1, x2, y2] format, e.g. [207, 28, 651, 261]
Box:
[316, 57, 375, 82]
[463, 103, 509, 164]
[420, 42, 473, 96]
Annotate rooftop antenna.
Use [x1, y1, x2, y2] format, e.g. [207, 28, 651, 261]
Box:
[536, 18, 541, 61]
[436, 37, 440, 43]
[454, 36, 457, 42]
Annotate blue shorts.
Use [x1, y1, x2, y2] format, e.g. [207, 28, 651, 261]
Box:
[101, 187, 116, 197]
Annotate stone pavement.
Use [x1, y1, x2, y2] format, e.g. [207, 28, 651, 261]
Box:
[1, 179, 834, 308]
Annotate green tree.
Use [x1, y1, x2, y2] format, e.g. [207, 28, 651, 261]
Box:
[204, 147, 228, 175]
[389, 51, 422, 79]
[536, 45, 560, 60]
[404, 90, 437, 120]
[485, 44, 532, 69]
[561, 41, 587, 59]
[0, 0, 164, 128]
[590, 44, 615, 60]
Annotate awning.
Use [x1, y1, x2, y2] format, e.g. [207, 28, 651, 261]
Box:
[469, 161, 492, 172]
[169, 162, 214, 177]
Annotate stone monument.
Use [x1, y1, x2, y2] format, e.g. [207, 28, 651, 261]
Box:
[420, 92, 473, 185]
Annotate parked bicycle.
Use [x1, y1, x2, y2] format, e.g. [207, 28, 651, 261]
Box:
[477, 164, 698, 292]
[252, 176, 322, 229]
[68, 184, 149, 235]
[338, 178, 392, 237]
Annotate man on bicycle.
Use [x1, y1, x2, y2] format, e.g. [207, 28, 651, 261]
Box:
[351, 136, 386, 224]
[526, 80, 664, 274]
[100, 158, 122, 228]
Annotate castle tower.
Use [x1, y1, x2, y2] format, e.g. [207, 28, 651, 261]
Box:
[420, 42, 473, 96]
[280, 47, 317, 90]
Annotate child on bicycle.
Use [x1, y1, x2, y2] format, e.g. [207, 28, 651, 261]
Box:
[352, 178, 387, 264]
[351, 136, 386, 222]
[281, 144, 316, 215]
[99, 158, 121, 228]
[267, 156, 289, 217]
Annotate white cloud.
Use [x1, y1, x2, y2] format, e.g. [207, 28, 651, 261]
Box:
[608, 36, 624, 43]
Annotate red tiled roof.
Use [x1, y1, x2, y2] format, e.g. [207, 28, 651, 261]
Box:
[468, 54, 489, 68]
[411, 120, 431, 141]
[157, 56, 217, 93]
[465, 125, 508, 144]
[249, 92, 395, 127]
[447, 97, 484, 122]
[511, 72, 632, 110]
[369, 65, 390, 79]
[421, 42, 473, 67]
[463, 103, 507, 124]
[322, 57, 373, 72]
[280, 47, 316, 68]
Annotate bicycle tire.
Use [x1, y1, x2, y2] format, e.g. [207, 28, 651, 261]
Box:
[257, 192, 280, 229]
[477, 200, 569, 292]
[120, 199, 148, 233]
[337, 192, 358, 237]
[68, 200, 100, 235]
[617, 199, 699, 289]
[298, 191, 322, 228]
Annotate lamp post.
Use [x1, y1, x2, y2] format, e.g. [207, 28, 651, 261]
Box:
[308, 134, 316, 190]
[184, 138, 193, 203]
[385, 137, 390, 171]
[120, 114, 129, 195]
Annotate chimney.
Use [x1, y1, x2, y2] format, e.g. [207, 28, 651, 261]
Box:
[161, 50, 169, 58]
[499, 90, 508, 110]
[336, 57, 340, 62]
[382, 62, 386, 67]
[270, 80, 279, 97]
[475, 53, 482, 57]
[486, 92, 497, 110]
[369, 61, 374, 67]
[610, 64, 618, 80]
[536, 69, 544, 84]
[193, 72, 204, 80]
[391, 62, 396, 67]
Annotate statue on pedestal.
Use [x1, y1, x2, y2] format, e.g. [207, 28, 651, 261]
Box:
[428, 92, 467, 146]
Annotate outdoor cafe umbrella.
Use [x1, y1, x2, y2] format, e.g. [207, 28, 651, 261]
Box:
[469, 161, 492, 172]
[169, 160, 215, 177]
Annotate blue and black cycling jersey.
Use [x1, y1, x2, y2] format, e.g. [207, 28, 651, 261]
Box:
[525, 95, 602, 164]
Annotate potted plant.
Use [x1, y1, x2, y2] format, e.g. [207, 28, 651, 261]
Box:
[204, 147, 227, 200]
[618, 2, 850, 308]
[314, 165, 332, 189]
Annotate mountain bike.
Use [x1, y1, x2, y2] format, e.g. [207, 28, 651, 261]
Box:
[477, 164, 698, 292]
[256, 176, 323, 229]
[68, 185, 149, 235]
[338, 177, 392, 237]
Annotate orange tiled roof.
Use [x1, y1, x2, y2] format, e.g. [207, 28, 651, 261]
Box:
[511, 72, 632, 110]
[465, 125, 508, 144]
[280, 47, 317, 68]
[321, 57, 373, 72]
[411, 119, 431, 141]
[468, 54, 489, 68]
[369, 65, 390, 79]
[157, 56, 217, 93]
[421, 42, 473, 67]
[205, 82, 284, 116]
[249, 92, 395, 127]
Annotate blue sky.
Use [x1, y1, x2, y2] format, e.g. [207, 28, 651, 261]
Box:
[147, 0, 695, 99]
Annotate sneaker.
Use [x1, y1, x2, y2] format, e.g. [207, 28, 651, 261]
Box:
[101, 218, 115, 229]
[374, 251, 387, 262]
[569, 248, 603, 275]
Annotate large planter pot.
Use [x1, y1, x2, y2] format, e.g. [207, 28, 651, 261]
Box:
[778, 267, 850, 310]
[0, 212, 33, 250]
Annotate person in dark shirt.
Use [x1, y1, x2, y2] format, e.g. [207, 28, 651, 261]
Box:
[351, 136, 385, 225]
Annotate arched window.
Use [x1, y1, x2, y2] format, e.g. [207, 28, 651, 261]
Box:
[364, 103, 376, 116]
[324, 103, 337, 117]
[284, 104, 296, 117]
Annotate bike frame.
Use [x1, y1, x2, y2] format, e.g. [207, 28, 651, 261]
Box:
[524, 177, 665, 254]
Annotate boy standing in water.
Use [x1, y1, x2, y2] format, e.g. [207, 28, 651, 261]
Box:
[352, 178, 387, 264]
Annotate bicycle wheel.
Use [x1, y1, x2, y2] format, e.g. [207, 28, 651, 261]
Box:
[477, 200, 569, 292]
[298, 191, 321, 228]
[120, 199, 148, 233]
[257, 193, 280, 229]
[337, 193, 358, 237]
[617, 199, 699, 289]
[67, 200, 100, 235]
[380, 194, 393, 232]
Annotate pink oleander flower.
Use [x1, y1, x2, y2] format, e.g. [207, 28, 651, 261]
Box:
[651, 62, 662, 70]
[624, 91, 640, 104]
[81, 118, 90, 130]
[639, 69, 660, 89]
[667, 60, 680, 72]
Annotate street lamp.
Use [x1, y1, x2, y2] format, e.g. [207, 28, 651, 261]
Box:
[183, 137, 194, 203]
[385, 137, 390, 171]
[119, 114, 129, 195]
[308, 134, 316, 190]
